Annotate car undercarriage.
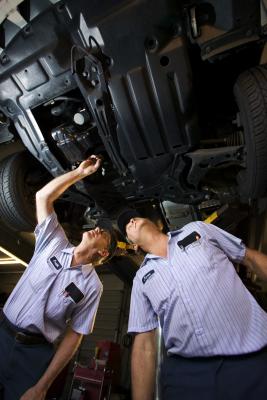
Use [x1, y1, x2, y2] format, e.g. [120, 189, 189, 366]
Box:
[0, 0, 267, 233]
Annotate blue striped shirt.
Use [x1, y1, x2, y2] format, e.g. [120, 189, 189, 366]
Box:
[4, 212, 103, 342]
[128, 221, 267, 356]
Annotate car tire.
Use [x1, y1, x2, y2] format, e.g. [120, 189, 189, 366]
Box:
[0, 151, 46, 231]
[234, 65, 267, 199]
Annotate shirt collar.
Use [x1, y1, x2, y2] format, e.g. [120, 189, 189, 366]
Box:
[140, 229, 183, 267]
[61, 246, 94, 278]
[62, 247, 74, 255]
[167, 228, 183, 238]
[81, 264, 94, 277]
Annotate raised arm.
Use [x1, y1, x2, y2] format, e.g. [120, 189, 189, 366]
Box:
[35, 156, 101, 224]
[131, 329, 157, 400]
[242, 247, 267, 281]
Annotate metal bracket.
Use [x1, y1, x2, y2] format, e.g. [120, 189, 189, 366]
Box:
[71, 43, 127, 176]
[186, 146, 243, 188]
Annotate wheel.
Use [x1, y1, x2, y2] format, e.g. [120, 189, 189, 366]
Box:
[0, 151, 49, 231]
[234, 65, 267, 199]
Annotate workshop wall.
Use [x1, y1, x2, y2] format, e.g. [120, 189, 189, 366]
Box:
[78, 273, 126, 363]
[0, 272, 22, 302]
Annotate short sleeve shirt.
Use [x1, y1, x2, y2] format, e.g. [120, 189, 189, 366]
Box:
[128, 221, 267, 356]
[4, 212, 103, 342]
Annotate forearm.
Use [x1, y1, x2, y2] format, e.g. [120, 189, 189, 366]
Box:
[35, 157, 101, 224]
[131, 338, 156, 400]
[35, 328, 83, 392]
[36, 168, 85, 204]
[242, 248, 267, 281]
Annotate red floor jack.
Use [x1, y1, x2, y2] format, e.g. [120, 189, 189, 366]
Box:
[69, 341, 121, 400]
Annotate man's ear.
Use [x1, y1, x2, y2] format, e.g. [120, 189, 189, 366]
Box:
[98, 248, 109, 258]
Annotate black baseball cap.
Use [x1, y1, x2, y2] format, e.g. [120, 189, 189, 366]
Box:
[117, 208, 141, 237]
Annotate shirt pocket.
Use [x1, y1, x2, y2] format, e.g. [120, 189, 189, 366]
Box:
[143, 271, 176, 315]
[29, 254, 62, 292]
[46, 293, 75, 321]
[186, 236, 216, 272]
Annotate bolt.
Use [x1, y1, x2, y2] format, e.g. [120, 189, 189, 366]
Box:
[91, 79, 99, 87]
[145, 36, 158, 51]
[105, 57, 112, 66]
[173, 24, 183, 36]
[23, 25, 31, 35]
[7, 105, 15, 114]
[206, 46, 211, 54]
[1, 54, 9, 65]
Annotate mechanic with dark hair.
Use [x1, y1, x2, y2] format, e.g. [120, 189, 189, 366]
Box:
[117, 209, 267, 400]
[0, 156, 117, 400]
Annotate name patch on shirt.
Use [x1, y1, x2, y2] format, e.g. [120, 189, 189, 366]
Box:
[142, 270, 155, 284]
[50, 256, 63, 270]
[177, 231, 201, 251]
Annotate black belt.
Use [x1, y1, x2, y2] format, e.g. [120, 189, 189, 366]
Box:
[0, 311, 48, 345]
[168, 345, 267, 361]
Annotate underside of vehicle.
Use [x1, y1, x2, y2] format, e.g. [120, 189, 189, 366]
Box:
[0, 0, 267, 233]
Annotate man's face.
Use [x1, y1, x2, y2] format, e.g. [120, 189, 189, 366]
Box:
[82, 227, 111, 257]
[125, 217, 156, 244]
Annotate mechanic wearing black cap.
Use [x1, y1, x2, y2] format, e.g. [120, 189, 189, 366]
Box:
[117, 209, 267, 400]
[0, 156, 117, 400]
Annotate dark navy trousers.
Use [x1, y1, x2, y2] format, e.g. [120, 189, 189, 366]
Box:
[161, 347, 267, 400]
[0, 319, 54, 400]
